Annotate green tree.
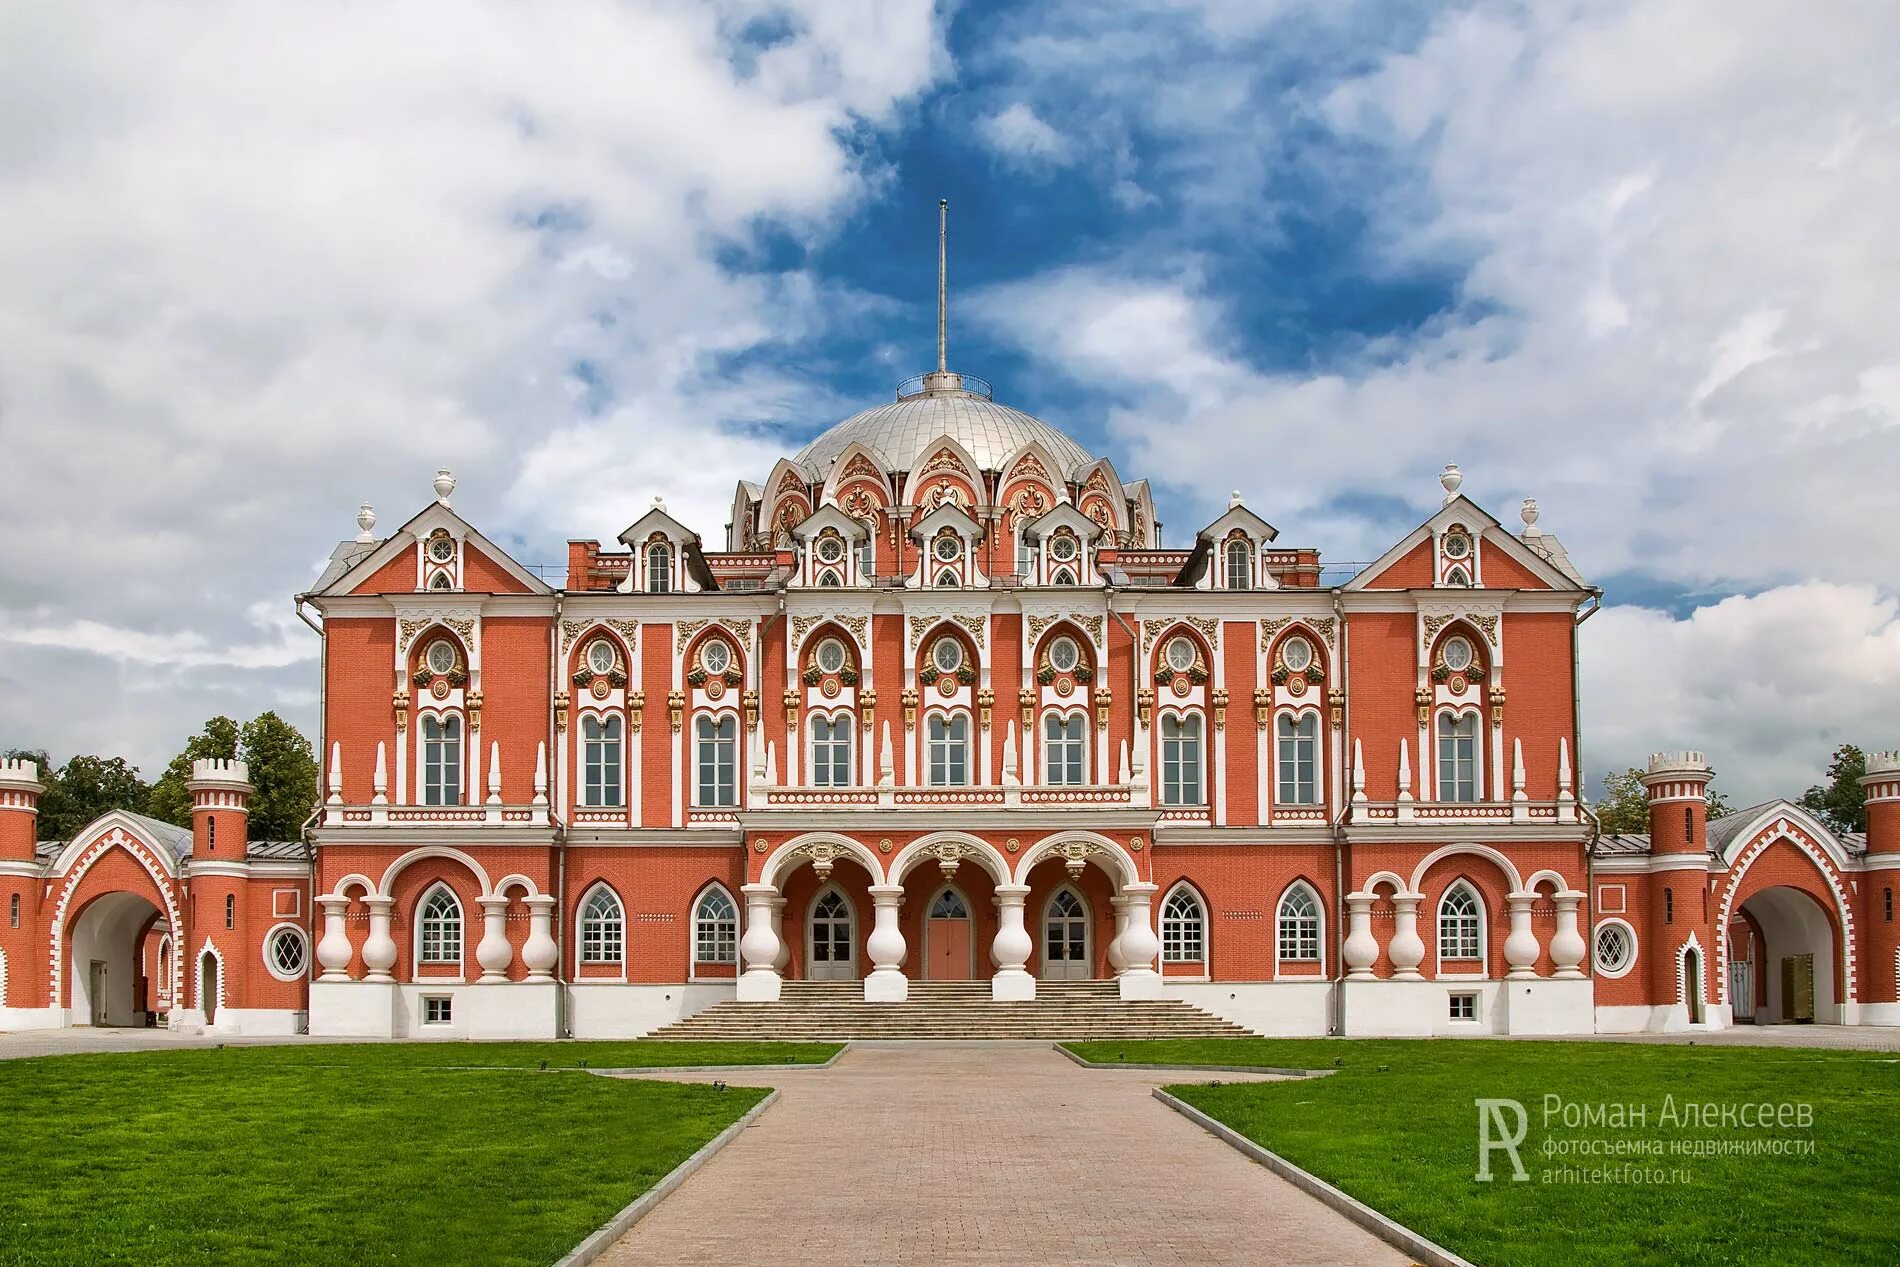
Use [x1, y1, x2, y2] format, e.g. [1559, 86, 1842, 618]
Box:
[1593, 766, 1732, 834]
[1799, 743, 1867, 835]
[239, 711, 318, 842]
[2, 748, 151, 842]
[145, 716, 241, 828]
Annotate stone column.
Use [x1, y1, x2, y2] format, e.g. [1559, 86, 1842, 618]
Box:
[770, 896, 791, 973]
[315, 897, 354, 981]
[1550, 890, 1588, 979]
[521, 896, 559, 981]
[1342, 893, 1378, 979]
[865, 884, 909, 1002]
[1504, 892, 1540, 980]
[1107, 902, 1131, 974]
[476, 897, 513, 981]
[1388, 894, 1425, 979]
[361, 897, 397, 982]
[990, 884, 1035, 1001]
[738, 883, 783, 1002]
[1116, 881, 1163, 1000]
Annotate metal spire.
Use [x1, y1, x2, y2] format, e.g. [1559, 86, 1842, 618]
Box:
[937, 198, 948, 374]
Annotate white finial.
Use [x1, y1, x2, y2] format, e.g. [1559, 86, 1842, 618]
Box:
[1001, 722, 1019, 787]
[356, 502, 377, 543]
[1512, 738, 1528, 801]
[486, 742, 503, 806]
[1228, 490, 1244, 509]
[1439, 463, 1463, 505]
[766, 741, 779, 788]
[327, 743, 343, 805]
[433, 468, 456, 505]
[652, 495, 666, 512]
[1397, 739, 1414, 805]
[1520, 497, 1542, 538]
[1118, 738, 1131, 784]
[372, 742, 388, 805]
[533, 741, 548, 806]
[1351, 738, 1367, 806]
[878, 722, 895, 787]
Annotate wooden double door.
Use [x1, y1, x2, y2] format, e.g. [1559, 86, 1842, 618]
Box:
[925, 888, 973, 980]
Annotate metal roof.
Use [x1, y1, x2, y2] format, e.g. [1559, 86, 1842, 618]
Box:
[793, 381, 1094, 477]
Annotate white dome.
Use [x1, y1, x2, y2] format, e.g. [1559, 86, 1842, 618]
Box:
[793, 373, 1094, 477]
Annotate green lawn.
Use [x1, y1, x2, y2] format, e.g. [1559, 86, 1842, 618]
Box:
[1066, 1038, 1900, 1267]
[0, 1040, 838, 1266]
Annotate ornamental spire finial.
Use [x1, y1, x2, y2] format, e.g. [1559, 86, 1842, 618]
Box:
[937, 198, 949, 375]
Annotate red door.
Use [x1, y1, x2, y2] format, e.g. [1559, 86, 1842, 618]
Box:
[927, 889, 972, 980]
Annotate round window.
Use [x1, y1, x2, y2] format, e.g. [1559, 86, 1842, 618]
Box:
[934, 534, 961, 562]
[266, 927, 307, 980]
[701, 640, 732, 676]
[586, 639, 616, 675]
[1442, 636, 1474, 672]
[1049, 533, 1078, 561]
[1444, 531, 1471, 560]
[1165, 636, 1196, 673]
[1594, 922, 1635, 977]
[816, 536, 845, 563]
[425, 640, 457, 676]
[1281, 636, 1313, 673]
[932, 638, 964, 675]
[1049, 637, 1079, 673]
[816, 638, 847, 675]
[428, 535, 456, 563]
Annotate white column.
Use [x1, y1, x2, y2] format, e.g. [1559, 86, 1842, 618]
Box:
[770, 896, 790, 972]
[1550, 890, 1588, 979]
[1504, 892, 1539, 979]
[1342, 894, 1378, 979]
[476, 897, 513, 981]
[865, 884, 909, 1002]
[315, 897, 353, 981]
[1388, 894, 1425, 979]
[1116, 881, 1163, 999]
[738, 883, 783, 1001]
[521, 896, 559, 980]
[990, 884, 1035, 1001]
[361, 897, 397, 982]
[1107, 902, 1131, 974]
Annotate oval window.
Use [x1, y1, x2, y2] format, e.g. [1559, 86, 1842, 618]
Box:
[425, 640, 457, 675]
[586, 639, 617, 675]
[1281, 636, 1313, 673]
[1165, 636, 1196, 673]
[1049, 636, 1079, 673]
[701, 640, 732, 675]
[1443, 636, 1474, 672]
[932, 638, 964, 675]
[816, 638, 847, 675]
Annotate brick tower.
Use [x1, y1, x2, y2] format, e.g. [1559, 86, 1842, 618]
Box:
[0, 758, 45, 1016]
[187, 758, 252, 1026]
[1641, 752, 1716, 1024]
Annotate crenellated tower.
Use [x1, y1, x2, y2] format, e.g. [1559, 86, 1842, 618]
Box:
[1640, 752, 1717, 1021]
[186, 759, 253, 1023]
[0, 758, 45, 1014]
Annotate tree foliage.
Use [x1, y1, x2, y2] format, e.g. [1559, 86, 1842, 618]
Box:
[145, 716, 241, 828]
[1799, 744, 1867, 835]
[1, 748, 151, 843]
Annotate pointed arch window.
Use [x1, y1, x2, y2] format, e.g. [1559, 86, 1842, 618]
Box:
[579, 887, 624, 964]
[1436, 713, 1479, 802]
[421, 715, 463, 805]
[1438, 884, 1483, 962]
[647, 543, 673, 593]
[695, 714, 738, 806]
[1276, 712, 1319, 805]
[1225, 539, 1251, 590]
[1160, 713, 1203, 806]
[695, 887, 738, 963]
[582, 715, 624, 807]
[1160, 886, 1205, 963]
[1277, 885, 1321, 962]
[927, 714, 970, 786]
[418, 887, 463, 964]
[811, 714, 853, 787]
[935, 568, 960, 588]
[1044, 713, 1086, 786]
[1051, 567, 1076, 586]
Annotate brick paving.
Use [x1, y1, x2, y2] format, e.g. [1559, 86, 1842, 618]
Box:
[596, 1041, 1411, 1267]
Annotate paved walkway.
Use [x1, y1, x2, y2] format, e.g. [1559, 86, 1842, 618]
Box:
[597, 1042, 1410, 1267]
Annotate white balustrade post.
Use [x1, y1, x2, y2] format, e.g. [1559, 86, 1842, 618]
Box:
[1388, 894, 1425, 979]
[864, 885, 909, 1002]
[737, 883, 783, 1001]
[1342, 893, 1378, 979]
[1550, 890, 1588, 978]
[361, 897, 397, 982]
[1504, 892, 1539, 979]
[770, 896, 790, 972]
[1116, 882, 1163, 999]
[990, 884, 1035, 1001]
[476, 896, 513, 981]
[521, 896, 559, 980]
[1107, 902, 1131, 973]
[315, 896, 354, 981]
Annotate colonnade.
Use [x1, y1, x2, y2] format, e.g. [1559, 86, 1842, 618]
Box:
[1339, 885, 1588, 979]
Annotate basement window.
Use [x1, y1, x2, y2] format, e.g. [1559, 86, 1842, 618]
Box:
[422, 996, 453, 1026]
[1448, 993, 1478, 1022]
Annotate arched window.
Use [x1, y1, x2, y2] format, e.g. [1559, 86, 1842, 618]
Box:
[1225, 539, 1251, 590]
[420, 714, 463, 805]
[1276, 713, 1319, 805]
[1160, 885, 1205, 963]
[811, 714, 853, 787]
[1436, 712, 1479, 802]
[647, 543, 672, 593]
[1160, 713, 1203, 806]
[418, 886, 462, 964]
[1445, 565, 1471, 587]
[695, 887, 738, 964]
[581, 715, 624, 807]
[156, 935, 172, 997]
[695, 714, 738, 806]
[927, 714, 970, 786]
[819, 569, 842, 587]
[1277, 884, 1321, 962]
[224, 894, 236, 930]
[935, 568, 960, 588]
[1051, 567, 1076, 586]
[579, 887, 624, 964]
[1043, 713, 1086, 786]
[1438, 883, 1483, 962]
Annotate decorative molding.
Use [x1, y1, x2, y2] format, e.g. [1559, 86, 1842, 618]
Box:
[1185, 616, 1221, 647]
[676, 619, 710, 652]
[1026, 614, 1056, 646]
[1259, 617, 1292, 650]
[953, 613, 987, 649]
[1311, 616, 1336, 647]
[1471, 613, 1499, 646]
[791, 614, 822, 647]
[720, 617, 753, 640]
[1071, 613, 1104, 645]
[838, 615, 869, 647]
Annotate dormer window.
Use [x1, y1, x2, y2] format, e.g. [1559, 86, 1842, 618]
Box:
[647, 543, 672, 593]
[819, 570, 842, 587]
[1051, 568, 1075, 586]
[428, 570, 453, 590]
[935, 568, 960, 588]
[1225, 539, 1251, 590]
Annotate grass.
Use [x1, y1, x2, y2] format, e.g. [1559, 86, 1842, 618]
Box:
[1065, 1038, 1900, 1267]
[0, 1040, 838, 1266]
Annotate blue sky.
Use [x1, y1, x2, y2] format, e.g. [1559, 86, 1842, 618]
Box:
[0, 0, 1895, 802]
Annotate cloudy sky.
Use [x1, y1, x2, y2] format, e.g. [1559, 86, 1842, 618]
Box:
[1, 0, 1895, 804]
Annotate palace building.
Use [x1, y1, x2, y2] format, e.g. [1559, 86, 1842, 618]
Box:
[2, 229, 1896, 1040]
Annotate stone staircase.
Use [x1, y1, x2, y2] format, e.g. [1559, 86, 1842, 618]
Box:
[648, 980, 1254, 1041]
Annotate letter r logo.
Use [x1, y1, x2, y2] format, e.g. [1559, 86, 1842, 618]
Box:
[1475, 1098, 1528, 1182]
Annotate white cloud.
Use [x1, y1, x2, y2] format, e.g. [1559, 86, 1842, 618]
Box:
[1581, 584, 1900, 805]
[976, 103, 1071, 165]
